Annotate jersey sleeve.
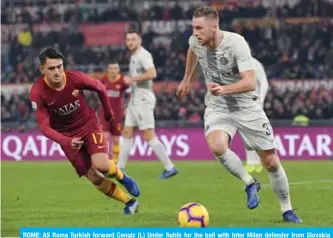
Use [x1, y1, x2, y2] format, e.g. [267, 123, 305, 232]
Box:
[140, 51, 155, 70]
[70, 71, 114, 121]
[233, 36, 254, 72]
[30, 85, 72, 146]
[188, 35, 197, 50]
[253, 59, 269, 101]
[100, 76, 106, 85]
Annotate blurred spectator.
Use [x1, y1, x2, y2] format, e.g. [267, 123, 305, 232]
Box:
[1, 0, 333, 127]
[17, 27, 33, 47]
[1, 84, 332, 126]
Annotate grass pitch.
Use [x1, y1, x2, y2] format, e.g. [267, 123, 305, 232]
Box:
[2, 161, 333, 236]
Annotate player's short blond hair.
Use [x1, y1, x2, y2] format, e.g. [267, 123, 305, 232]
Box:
[193, 6, 219, 20]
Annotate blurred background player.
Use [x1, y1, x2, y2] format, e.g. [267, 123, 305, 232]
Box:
[244, 57, 269, 173]
[99, 61, 129, 164]
[117, 28, 178, 179]
[30, 47, 140, 215]
[177, 6, 301, 223]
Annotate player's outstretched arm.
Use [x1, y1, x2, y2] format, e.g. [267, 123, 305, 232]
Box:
[30, 88, 72, 146]
[184, 48, 198, 82]
[177, 48, 197, 99]
[72, 71, 114, 121]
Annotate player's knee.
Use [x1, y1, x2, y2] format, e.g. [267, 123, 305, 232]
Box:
[208, 140, 228, 157]
[86, 168, 104, 186]
[112, 136, 120, 145]
[103, 132, 109, 141]
[91, 153, 110, 174]
[258, 149, 280, 172]
[122, 126, 134, 138]
[207, 132, 229, 156]
[143, 129, 155, 141]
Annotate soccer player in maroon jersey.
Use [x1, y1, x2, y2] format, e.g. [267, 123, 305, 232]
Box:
[29, 47, 140, 215]
[99, 61, 129, 164]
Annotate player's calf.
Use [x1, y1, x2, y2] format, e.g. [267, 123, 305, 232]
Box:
[207, 130, 260, 209]
[117, 126, 135, 170]
[85, 168, 138, 215]
[257, 149, 300, 221]
[206, 131, 254, 185]
[91, 154, 140, 197]
[143, 129, 178, 179]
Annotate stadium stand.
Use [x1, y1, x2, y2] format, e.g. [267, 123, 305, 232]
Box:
[1, 0, 333, 130]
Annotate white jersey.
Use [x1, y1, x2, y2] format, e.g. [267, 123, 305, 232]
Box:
[129, 47, 156, 106]
[252, 57, 269, 104]
[189, 31, 261, 113]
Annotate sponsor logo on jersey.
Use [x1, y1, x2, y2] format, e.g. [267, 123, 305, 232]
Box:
[50, 100, 81, 116]
[107, 90, 120, 97]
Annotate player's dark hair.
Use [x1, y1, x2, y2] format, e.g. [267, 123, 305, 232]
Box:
[193, 6, 219, 20]
[126, 22, 141, 37]
[39, 47, 64, 64]
[108, 59, 119, 65]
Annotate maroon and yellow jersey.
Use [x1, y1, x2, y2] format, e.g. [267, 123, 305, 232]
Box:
[30, 70, 113, 146]
[100, 74, 129, 121]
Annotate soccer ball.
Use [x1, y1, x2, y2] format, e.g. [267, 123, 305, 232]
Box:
[177, 202, 209, 227]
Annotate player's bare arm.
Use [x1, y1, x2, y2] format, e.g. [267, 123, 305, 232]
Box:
[126, 67, 157, 84]
[177, 48, 198, 99]
[207, 70, 256, 96]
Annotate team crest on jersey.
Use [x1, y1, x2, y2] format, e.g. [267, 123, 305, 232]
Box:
[72, 89, 79, 97]
[116, 84, 121, 89]
[219, 49, 233, 66]
[220, 56, 229, 65]
[31, 101, 37, 111]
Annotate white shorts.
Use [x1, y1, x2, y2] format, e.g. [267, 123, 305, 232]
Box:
[124, 101, 155, 130]
[204, 106, 276, 151]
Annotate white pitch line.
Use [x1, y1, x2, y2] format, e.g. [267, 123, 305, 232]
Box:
[261, 179, 333, 188]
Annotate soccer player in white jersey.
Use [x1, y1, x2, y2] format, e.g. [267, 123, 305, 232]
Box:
[117, 29, 178, 179]
[177, 6, 301, 223]
[244, 57, 269, 173]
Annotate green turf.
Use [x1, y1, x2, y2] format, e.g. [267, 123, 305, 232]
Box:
[2, 161, 333, 236]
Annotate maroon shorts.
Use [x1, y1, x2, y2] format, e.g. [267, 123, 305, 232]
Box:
[61, 122, 108, 177]
[100, 113, 123, 136]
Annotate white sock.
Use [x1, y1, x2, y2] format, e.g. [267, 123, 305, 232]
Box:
[148, 137, 174, 171]
[216, 149, 255, 185]
[268, 165, 292, 213]
[117, 137, 133, 169]
[246, 150, 261, 165]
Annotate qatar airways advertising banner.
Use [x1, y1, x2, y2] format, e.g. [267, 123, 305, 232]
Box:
[1, 127, 332, 161]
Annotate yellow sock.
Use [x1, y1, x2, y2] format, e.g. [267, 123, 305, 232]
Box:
[95, 179, 131, 204]
[112, 144, 120, 163]
[107, 159, 124, 180]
